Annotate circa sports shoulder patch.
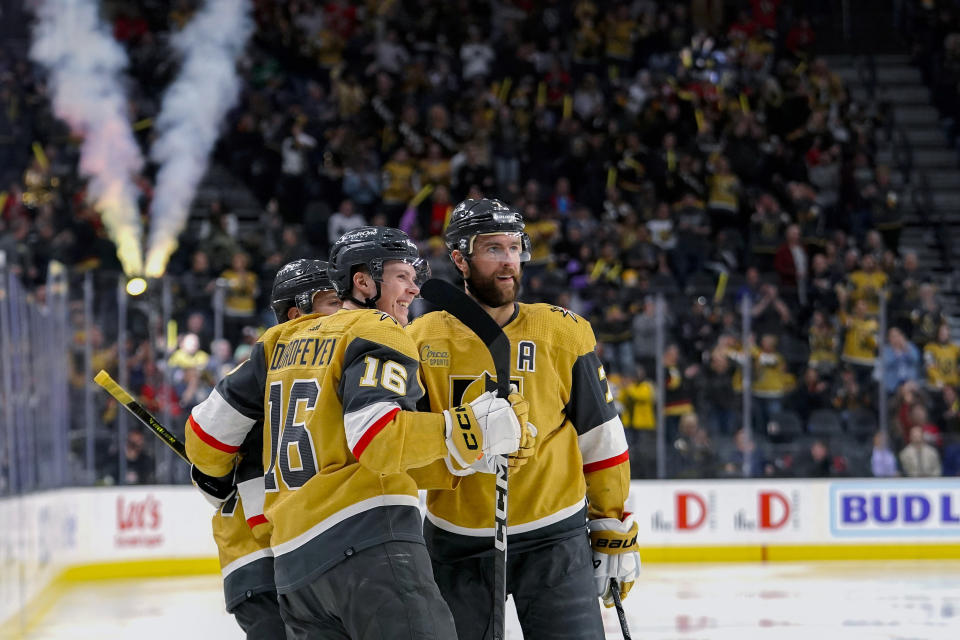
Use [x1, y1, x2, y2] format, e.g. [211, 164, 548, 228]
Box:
[419, 344, 450, 367]
[549, 306, 579, 322]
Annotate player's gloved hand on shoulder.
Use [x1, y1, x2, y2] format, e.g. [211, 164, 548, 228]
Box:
[443, 390, 522, 469]
[191, 464, 236, 509]
[588, 515, 641, 607]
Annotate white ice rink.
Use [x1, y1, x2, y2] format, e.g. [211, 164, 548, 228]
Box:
[9, 560, 960, 639]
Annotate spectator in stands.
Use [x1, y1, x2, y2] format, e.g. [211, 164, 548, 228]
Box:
[700, 348, 738, 435]
[808, 309, 839, 373]
[663, 344, 698, 439]
[832, 365, 874, 416]
[793, 367, 832, 423]
[179, 250, 215, 320]
[869, 166, 903, 254]
[911, 283, 947, 348]
[880, 327, 921, 394]
[678, 297, 716, 365]
[380, 147, 418, 225]
[738, 333, 796, 430]
[774, 224, 809, 303]
[840, 298, 878, 384]
[595, 303, 634, 376]
[341, 153, 381, 215]
[181, 312, 212, 354]
[749, 193, 790, 271]
[892, 380, 932, 444]
[327, 199, 367, 249]
[123, 428, 155, 485]
[168, 333, 210, 382]
[846, 253, 887, 317]
[924, 324, 960, 390]
[751, 282, 793, 337]
[672, 413, 717, 479]
[720, 428, 769, 478]
[618, 365, 656, 449]
[899, 425, 942, 477]
[937, 385, 960, 434]
[279, 119, 317, 223]
[205, 338, 235, 381]
[631, 296, 660, 372]
[794, 439, 833, 477]
[870, 431, 899, 477]
[219, 251, 259, 344]
[805, 253, 840, 315]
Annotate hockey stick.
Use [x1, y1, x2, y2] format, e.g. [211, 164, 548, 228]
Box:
[94, 369, 189, 462]
[610, 579, 632, 640]
[419, 278, 511, 640]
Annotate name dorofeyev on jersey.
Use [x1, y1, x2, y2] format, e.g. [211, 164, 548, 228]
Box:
[186, 308, 451, 593]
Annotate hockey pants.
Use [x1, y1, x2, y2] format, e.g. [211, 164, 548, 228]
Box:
[232, 590, 286, 640]
[278, 540, 458, 639]
[431, 532, 605, 640]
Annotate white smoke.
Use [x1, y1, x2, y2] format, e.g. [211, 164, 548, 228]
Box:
[144, 0, 253, 277]
[29, 0, 145, 276]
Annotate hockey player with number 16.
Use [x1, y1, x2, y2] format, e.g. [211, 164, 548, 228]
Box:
[407, 199, 640, 640]
[187, 227, 530, 640]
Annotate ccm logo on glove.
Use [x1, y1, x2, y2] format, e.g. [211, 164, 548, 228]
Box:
[455, 407, 479, 451]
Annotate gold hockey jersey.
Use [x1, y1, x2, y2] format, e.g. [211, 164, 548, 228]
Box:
[407, 303, 630, 560]
[210, 425, 274, 612]
[186, 309, 450, 593]
[924, 341, 960, 388]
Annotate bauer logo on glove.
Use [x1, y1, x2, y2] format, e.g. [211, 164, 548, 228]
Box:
[588, 515, 642, 607]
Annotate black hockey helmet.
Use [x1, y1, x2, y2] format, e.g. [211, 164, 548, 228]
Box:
[444, 198, 531, 261]
[270, 259, 333, 323]
[328, 226, 430, 305]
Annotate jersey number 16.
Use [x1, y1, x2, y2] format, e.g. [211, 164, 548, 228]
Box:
[265, 379, 321, 492]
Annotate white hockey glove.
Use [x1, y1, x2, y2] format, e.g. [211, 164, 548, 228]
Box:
[464, 422, 538, 476]
[191, 464, 236, 509]
[443, 391, 526, 470]
[588, 515, 641, 607]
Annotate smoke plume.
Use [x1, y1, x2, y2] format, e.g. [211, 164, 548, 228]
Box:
[144, 0, 253, 278]
[30, 0, 145, 276]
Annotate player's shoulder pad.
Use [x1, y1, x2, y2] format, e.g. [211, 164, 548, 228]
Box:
[521, 302, 598, 354]
[404, 309, 450, 339]
[346, 309, 419, 361]
[258, 314, 321, 348]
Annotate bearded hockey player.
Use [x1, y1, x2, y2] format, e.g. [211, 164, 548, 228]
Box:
[186, 227, 528, 640]
[406, 199, 639, 639]
[190, 258, 339, 639]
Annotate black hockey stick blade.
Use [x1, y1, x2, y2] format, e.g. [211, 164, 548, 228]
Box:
[420, 278, 511, 398]
[94, 369, 190, 463]
[610, 579, 632, 640]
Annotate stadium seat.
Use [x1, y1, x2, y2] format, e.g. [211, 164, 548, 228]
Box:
[846, 408, 879, 443]
[765, 410, 804, 443]
[807, 409, 845, 437]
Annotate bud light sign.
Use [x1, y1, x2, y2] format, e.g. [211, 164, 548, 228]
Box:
[830, 482, 960, 537]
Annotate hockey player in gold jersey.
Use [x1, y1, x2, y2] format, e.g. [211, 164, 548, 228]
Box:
[407, 199, 638, 639]
[190, 259, 340, 639]
[186, 227, 529, 640]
